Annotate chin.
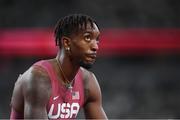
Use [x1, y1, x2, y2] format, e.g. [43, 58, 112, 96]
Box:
[79, 61, 94, 69]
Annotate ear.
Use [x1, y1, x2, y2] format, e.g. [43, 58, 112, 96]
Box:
[61, 36, 71, 49]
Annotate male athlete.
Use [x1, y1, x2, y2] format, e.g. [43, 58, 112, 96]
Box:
[10, 14, 107, 119]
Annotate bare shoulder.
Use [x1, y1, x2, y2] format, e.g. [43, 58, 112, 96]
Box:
[11, 65, 51, 112]
[22, 65, 51, 92]
[80, 67, 98, 83]
[22, 65, 51, 99]
[80, 67, 96, 89]
[80, 67, 107, 119]
[80, 67, 101, 103]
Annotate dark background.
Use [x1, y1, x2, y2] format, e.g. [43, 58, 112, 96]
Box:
[0, 0, 180, 119]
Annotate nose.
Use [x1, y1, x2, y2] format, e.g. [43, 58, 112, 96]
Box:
[91, 40, 99, 52]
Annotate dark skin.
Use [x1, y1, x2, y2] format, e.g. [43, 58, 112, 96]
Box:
[11, 22, 107, 119]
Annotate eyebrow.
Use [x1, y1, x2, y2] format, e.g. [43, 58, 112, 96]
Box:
[82, 29, 100, 38]
[83, 30, 93, 34]
[83, 30, 100, 35]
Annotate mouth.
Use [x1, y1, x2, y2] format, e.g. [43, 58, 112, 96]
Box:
[85, 53, 97, 62]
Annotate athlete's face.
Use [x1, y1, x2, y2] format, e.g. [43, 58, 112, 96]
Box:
[69, 22, 100, 69]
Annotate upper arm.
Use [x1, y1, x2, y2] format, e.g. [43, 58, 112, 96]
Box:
[83, 71, 107, 119]
[10, 74, 24, 115]
[23, 66, 51, 119]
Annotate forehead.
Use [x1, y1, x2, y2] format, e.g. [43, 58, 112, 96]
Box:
[70, 22, 100, 38]
[83, 22, 100, 33]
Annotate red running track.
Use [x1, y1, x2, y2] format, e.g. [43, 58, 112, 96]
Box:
[0, 28, 180, 57]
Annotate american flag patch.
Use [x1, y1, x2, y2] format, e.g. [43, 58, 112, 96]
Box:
[72, 91, 79, 100]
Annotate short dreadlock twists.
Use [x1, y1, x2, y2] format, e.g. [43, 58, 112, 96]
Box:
[54, 14, 96, 48]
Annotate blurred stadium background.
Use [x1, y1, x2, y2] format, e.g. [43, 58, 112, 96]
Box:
[1, 0, 180, 119]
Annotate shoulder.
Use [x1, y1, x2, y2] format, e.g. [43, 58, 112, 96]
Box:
[22, 65, 50, 88]
[11, 64, 51, 112]
[14, 65, 51, 100]
[80, 67, 97, 89]
[22, 65, 51, 101]
[80, 67, 101, 103]
[80, 67, 97, 81]
[79, 68, 107, 119]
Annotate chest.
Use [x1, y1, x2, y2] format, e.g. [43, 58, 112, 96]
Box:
[47, 84, 84, 119]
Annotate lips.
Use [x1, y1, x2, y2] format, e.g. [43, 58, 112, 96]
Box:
[87, 53, 96, 58]
[86, 53, 97, 61]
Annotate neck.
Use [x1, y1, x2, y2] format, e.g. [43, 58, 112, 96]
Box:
[56, 50, 80, 82]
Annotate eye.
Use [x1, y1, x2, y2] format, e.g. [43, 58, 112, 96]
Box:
[84, 35, 91, 42]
